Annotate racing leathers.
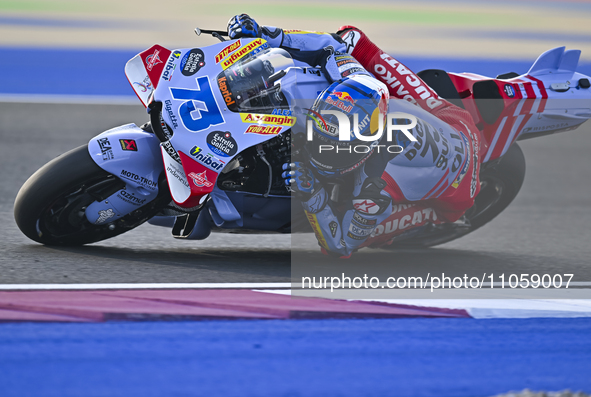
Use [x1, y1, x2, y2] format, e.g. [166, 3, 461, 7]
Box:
[228, 15, 484, 257]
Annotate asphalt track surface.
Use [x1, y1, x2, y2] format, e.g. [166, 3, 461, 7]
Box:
[1, 102, 591, 286]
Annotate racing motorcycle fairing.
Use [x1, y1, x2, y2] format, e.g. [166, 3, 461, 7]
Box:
[130, 39, 299, 208]
[86, 124, 164, 225]
[436, 46, 591, 163]
[125, 44, 172, 108]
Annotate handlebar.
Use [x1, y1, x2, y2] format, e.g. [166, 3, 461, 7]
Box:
[194, 28, 228, 42]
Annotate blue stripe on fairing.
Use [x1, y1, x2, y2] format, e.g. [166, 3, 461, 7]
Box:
[0, 318, 589, 396]
[2, 47, 591, 98]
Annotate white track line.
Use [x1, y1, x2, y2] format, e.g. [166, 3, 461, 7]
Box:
[0, 94, 138, 105]
[1, 282, 591, 290]
[0, 283, 292, 290]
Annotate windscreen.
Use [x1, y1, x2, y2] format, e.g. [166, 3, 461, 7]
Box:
[217, 48, 294, 113]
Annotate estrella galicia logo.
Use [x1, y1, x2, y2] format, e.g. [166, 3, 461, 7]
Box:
[181, 49, 205, 76]
[504, 84, 515, 98]
[170, 76, 224, 132]
[206, 131, 237, 157]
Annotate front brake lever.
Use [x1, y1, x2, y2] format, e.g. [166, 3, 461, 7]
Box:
[194, 28, 227, 42]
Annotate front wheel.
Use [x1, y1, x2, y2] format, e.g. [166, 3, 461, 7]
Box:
[14, 145, 170, 245]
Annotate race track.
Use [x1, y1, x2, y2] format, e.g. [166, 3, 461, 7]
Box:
[1, 102, 591, 285]
[2, 2, 591, 394]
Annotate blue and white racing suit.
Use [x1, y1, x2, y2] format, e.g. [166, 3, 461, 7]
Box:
[240, 23, 482, 257]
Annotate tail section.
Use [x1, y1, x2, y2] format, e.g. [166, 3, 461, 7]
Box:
[446, 47, 591, 163]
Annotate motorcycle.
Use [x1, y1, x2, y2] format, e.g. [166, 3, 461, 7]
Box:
[13, 30, 591, 249]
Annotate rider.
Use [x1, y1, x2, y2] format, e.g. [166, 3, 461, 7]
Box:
[228, 14, 484, 257]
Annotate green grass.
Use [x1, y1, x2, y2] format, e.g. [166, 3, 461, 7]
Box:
[238, 4, 526, 28]
[0, 0, 87, 12]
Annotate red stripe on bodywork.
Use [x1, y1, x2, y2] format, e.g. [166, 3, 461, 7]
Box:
[526, 75, 548, 112]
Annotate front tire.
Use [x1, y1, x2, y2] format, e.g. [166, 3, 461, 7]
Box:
[14, 145, 169, 245]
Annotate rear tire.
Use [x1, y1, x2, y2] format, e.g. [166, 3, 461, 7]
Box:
[14, 145, 169, 245]
[385, 143, 526, 248]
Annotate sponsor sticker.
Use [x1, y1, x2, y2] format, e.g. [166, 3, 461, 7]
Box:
[215, 40, 241, 63]
[325, 95, 354, 113]
[305, 211, 329, 250]
[97, 137, 114, 160]
[371, 207, 438, 238]
[188, 171, 213, 188]
[348, 223, 373, 237]
[116, 189, 146, 206]
[329, 221, 338, 237]
[162, 141, 181, 164]
[504, 84, 515, 98]
[240, 113, 296, 126]
[217, 76, 235, 107]
[190, 146, 225, 171]
[120, 169, 158, 190]
[164, 99, 179, 129]
[221, 38, 266, 70]
[95, 208, 115, 224]
[341, 30, 360, 54]
[206, 131, 238, 157]
[352, 199, 379, 215]
[353, 212, 376, 226]
[283, 30, 325, 35]
[451, 133, 470, 188]
[161, 54, 177, 82]
[272, 109, 292, 116]
[244, 125, 282, 136]
[180, 49, 205, 76]
[133, 75, 152, 93]
[145, 49, 163, 71]
[119, 139, 137, 151]
[166, 163, 190, 188]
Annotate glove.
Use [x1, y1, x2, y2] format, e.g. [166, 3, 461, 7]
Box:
[227, 14, 260, 39]
[281, 162, 317, 197]
[283, 162, 328, 214]
[321, 50, 371, 82]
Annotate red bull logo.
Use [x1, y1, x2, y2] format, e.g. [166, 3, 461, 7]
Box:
[331, 91, 355, 105]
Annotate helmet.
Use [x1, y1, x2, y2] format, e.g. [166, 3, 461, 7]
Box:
[304, 75, 389, 176]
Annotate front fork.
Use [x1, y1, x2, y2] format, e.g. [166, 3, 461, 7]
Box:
[86, 124, 165, 225]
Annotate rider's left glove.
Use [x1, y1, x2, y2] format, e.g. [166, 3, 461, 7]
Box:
[227, 14, 260, 39]
[282, 162, 317, 198]
[282, 162, 328, 214]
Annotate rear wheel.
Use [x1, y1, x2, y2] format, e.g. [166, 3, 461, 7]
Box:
[14, 145, 170, 245]
[385, 143, 526, 249]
